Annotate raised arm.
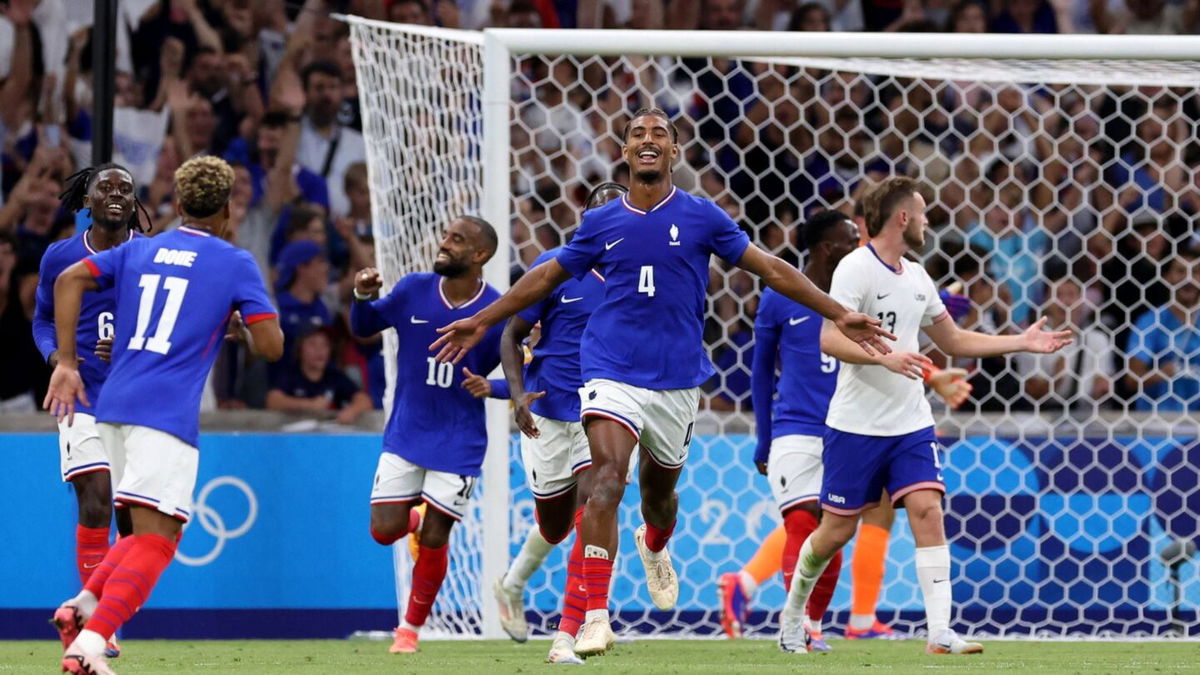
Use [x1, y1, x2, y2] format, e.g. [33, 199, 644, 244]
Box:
[923, 314, 1072, 359]
[44, 261, 99, 423]
[737, 243, 895, 356]
[349, 267, 392, 338]
[431, 258, 571, 363]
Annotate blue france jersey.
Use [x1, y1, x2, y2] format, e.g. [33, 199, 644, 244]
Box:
[751, 288, 839, 463]
[556, 187, 751, 390]
[85, 226, 277, 446]
[350, 273, 503, 476]
[517, 248, 604, 422]
[33, 230, 138, 415]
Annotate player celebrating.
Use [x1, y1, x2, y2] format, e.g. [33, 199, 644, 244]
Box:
[32, 164, 148, 656]
[45, 156, 283, 674]
[350, 215, 505, 655]
[488, 183, 626, 659]
[431, 107, 893, 658]
[778, 176, 1071, 656]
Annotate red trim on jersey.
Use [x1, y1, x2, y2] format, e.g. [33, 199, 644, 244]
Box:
[64, 465, 111, 481]
[438, 277, 487, 310]
[83, 228, 135, 255]
[620, 185, 677, 215]
[930, 311, 951, 325]
[202, 311, 233, 360]
[581, 411, 639, 441]
[243, 312, 277, 326]
[178, 226, 212, 237]
[590, 269, 606, 282]
[83, 258, 102, 278]
[889, 481, 945, 505]
[821, 500, 882, 517]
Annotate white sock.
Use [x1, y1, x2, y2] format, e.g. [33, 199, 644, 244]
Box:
[915, 544, 952, 638]
[400, 620, 421, 635]
[71, 590, 98, 619]
[808, 616, 823, 634]
[848, 613, 875, 631]
[502, 527, 555, 594]
[75, 629, 106, 654]
[738, 570, 759, 599]
[584, 608, 609, 624]
[781, 537, 831, 622]
[554, 629, 576, 646]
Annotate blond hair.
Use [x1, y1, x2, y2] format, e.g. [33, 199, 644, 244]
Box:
[862, 176, 922, 237]
[174, 156, 235, 219]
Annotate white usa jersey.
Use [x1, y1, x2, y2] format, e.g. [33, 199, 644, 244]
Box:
[824, 245, 949, 436]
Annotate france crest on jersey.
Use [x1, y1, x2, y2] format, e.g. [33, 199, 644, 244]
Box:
[84, 226, 277, 446]
[33, 229, 139, 415]
[555, 187, 750, 390]
[350, 273, 503, 476]
[517, 248, 604, 422]
[751, 287, 839, 464]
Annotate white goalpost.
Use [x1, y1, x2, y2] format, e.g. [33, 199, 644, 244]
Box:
[346, 18, 1200, 640]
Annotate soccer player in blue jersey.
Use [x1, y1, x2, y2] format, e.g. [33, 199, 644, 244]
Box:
[486, 182, 627, 658]
[432, 107, 894, 657]
[779, 176, 1071, 657]
[44, 156, 283, 674]
[32, 164, 145, 632]
[350, 215, 507, 655]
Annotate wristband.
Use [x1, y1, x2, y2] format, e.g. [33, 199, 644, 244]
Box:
[353, 288, 373, 301]
[922, 365, 941, 384]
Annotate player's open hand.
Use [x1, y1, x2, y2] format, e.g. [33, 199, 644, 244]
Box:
[514, 390, 546, 439]
[225, 311, 246, 343]
[1023, 317, 1073, 353]
[431, 315, 487, 364]
[461, 367, 491, 398]
[836, 311, 895, 357]
[755, 460, 768, 476]
[94, 338, 113, 362]
[43, 363, 89, 426]
[354, 268, 383, 297]
[928, 367, 973, 410]
[879, 351, 932, 380]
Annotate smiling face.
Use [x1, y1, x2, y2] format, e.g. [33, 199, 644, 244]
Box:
[622, 114, 678, 184]
[433, 217, 488, 278]
[85, 168, 136, 230]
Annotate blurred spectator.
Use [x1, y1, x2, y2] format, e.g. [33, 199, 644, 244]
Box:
[1017, 277, 1116, 410]
[946, 0, 989, 30]
[275, 240, 333, 353]
[294, 61, 365, 219]
[991, 0, 1060, 31]
[1091, 0, 1198, 33]
[225, 111, 328, 214]
[1125, 252, 1200, 412]
[0, 229, 42, 410]
[266, 326, 373, 424]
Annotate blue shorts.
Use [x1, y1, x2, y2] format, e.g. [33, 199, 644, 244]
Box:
[820, 426, 945, 515]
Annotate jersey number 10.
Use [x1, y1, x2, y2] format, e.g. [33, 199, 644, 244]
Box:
[128, 274, 190, 355]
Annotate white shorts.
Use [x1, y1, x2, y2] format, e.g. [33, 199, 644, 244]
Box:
[59, 413, 110, 482]
[579, 379, 700, 470]
[767, 434, 824, 513]
[370, 453, 477, 521]
[98, 423, 199, 522]
[521, 414, 592, 500]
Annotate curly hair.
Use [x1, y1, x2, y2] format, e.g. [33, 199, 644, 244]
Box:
[174, 156, 235, 219]
[59, 163, 150, 232]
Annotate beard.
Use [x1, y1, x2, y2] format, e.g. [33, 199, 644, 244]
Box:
[634, 167, 664, 183]
[433, 258, 469, 277]
[902, 226, 925, 250]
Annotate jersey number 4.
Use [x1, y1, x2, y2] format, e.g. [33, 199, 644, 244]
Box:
[128, 274, 189, 355]
[638, 265, 655, 297]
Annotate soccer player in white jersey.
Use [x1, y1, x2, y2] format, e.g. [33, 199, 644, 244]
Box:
[778, 176, 1072, 656]
[431, 107, 894, 658]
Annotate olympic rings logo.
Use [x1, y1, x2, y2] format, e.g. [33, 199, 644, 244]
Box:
[174, 476, 258, 567]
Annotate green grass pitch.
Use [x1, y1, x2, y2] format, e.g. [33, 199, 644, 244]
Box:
[2, 638, 1196, 673]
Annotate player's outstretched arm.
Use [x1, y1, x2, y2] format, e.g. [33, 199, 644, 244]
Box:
[44, 260, 98, 424]
[924, 315, 1073, 359]
[821, 319, 933, 379]
[349, 267, 390, 337]
[737, 243, 895, 356]
[501, 315, 545, 438]
[431, 258, 571, 364]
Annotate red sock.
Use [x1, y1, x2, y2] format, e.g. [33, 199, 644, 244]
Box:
[404, 544, 449, 627]
[76, 525, 111, 586]
[781, 508, 819, 592]
[807, 549, 843, 623]
[644, 519, 675, 553]
[84, 534, 176, 640]
[370, 508, 420, 546]
[558, 509, 586, 637]
[582, 554, 614, 612]
[83, 534, 138, 598]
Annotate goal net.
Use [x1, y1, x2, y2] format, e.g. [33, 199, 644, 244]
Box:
[347, 19, 1200, 639]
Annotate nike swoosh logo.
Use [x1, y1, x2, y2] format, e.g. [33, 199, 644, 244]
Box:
[932, 578, 948, 584]
[561, 297, 583, 304]
[410, 316, 429, 324]
[876, 293, 890, 300]
[604, 238, 624, 250]
[83, 562, 101, 569]
[788, 316, 810, 326]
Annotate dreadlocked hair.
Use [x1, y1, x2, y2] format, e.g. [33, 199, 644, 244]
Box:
[59, 162, 151, 233]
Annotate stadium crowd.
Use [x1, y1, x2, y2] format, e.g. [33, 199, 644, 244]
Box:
[0, 0, 1198, 418]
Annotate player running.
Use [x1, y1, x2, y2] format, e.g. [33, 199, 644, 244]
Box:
[488, 183, 628, 658]
[431, 107, 893, 658]
[778, 176, 1071, 656]
[32, 163, 149, 658]
[45, 156, 283, 674]
[350, 215, 506, 655]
